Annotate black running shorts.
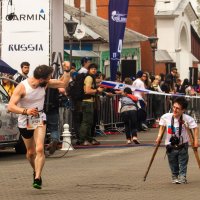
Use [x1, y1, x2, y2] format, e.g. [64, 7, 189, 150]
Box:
[18, 128, 34, 139]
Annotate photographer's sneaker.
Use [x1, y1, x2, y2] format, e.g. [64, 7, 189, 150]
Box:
[172, 176, 179, 184]
[177, 176, 187, 184]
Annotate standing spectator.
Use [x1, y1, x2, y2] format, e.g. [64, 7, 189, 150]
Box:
[132, 70, 148, 131]
[8, 64, 70, 189]
[179, 78, 191, 95]
[165, 67, 177, 92]
[115, 71, 122, 82]
[78, 57, 91, 74]
[195, 77, 200, 93]
[161, 78, 174, 112]
[14, 61, 30, 84]
[159, 73, 165, 87]
[175, 78, 182, 93]
[1, 74, 15, 97]
[79, 63, 104, 145]
[44, 88, 60, 154]
[44, 87, 66, 155]
[120, 87, 140, 144]
[68, 57, 90, 144]
[156, 97, 198, 184]
[71, 62, 77, 73]
[150, 75, 163, 121]
[142, 72, 151, 89]
[161, 78, 173, 94]
[124, 77, 133, 85]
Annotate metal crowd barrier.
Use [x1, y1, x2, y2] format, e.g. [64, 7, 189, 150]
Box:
[59, 93, 200, 136]
[95, 94, 124, 135]
[185, 94, 200, 122]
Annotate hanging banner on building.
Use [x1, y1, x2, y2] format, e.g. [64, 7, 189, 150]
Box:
[1, 0, 50, 75]
[108, 0, 129, 81]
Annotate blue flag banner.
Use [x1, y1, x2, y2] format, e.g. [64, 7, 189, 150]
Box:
[0, 59, 17, 75]
[109, 0, 129, 81]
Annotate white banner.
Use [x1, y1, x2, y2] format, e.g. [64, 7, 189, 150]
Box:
[1, 0, 50, 75]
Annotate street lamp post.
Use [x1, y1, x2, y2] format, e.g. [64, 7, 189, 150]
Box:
[148, 36, 158, 75]
[64, 16, 78, 67]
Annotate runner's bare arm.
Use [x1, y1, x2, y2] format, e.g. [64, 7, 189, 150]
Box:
[47, 72, 70, 88]
[48, 63, 71, 89]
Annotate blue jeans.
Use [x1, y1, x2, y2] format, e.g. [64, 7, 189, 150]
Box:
[167, 144, 189, 178]
[46, 112, 60, 141]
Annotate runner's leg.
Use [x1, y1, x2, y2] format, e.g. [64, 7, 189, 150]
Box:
[34, 125, 46, 179]
[22, 136, 36, 170]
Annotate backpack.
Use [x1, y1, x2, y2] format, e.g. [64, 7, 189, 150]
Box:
[68, 73, 87, 101]
[68, 73, 96, 101]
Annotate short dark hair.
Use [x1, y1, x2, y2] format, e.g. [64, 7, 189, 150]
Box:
[81, 57, 92, 66]
[124, 87, 132, 94]
[71, 62, 76, 68]
[173, 97, 188, 110]
[33, 65, 53, 79]
[88, 63, 98, 70]
[171, 67, 177, 72]
[20, 62, 30, 68]
[136, 70, 143, 78]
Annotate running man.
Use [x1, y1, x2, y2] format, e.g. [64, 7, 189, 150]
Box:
[8, 64, 70, 189]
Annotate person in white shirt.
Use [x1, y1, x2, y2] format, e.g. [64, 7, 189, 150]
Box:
[78, 57, 92, 74]
[132, 71, 148, 131]
[156, 97, 198, 184]
[132, 70, 146, 99]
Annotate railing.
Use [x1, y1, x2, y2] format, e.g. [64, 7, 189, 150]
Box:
[59, 93, 200, 136]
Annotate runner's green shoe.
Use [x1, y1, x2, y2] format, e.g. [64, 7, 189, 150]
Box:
[33, 178, 42, 189]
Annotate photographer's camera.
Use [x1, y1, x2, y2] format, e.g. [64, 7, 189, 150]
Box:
[170, 135, 180, 146]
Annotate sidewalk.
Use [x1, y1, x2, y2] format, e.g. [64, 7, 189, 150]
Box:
[73, 127, 159, 149]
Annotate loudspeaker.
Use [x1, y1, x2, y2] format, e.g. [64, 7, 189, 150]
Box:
[121, 60, 136, 82]
[189, 67, 198, 86]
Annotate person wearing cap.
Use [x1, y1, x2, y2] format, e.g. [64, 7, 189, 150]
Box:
[78, 57, 92, 74]
[79, 63, 104, 145]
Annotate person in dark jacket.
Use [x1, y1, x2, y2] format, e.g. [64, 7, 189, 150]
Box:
[14, 61, 30, 84]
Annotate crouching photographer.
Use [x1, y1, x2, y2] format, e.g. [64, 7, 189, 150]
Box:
[156, 97, 198, 184]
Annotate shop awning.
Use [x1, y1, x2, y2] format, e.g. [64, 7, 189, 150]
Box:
[64, 50, 99, 58]
[155, 50, 173, 62]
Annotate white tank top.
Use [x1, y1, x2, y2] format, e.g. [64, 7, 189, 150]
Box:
[18, 79, 46, 128]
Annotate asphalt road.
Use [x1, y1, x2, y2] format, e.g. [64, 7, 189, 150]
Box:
[0, 128, 200, 200]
